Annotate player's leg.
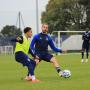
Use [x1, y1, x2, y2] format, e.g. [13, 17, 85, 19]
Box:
[15, 52, 40, 82]
[26, 58, 40, 78]
[15, 52, 34, 79]
[81, 46, 85, 63]
[42, 53, 63, 76]
[81, 50, 84, 62]
[23, 58, 40, 82]
[50, 57, 62, 76]
[86, 45, 89, 63]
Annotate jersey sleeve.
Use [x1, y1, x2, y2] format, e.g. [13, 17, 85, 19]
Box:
[89, 32, 90, 40]
[29, 48, 36, 57]
[48, 35, 62, 53]
[11, 36, 23, 44]
[30, 34, 38, 51]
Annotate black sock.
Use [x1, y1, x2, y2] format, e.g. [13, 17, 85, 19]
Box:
[56, 67, 62, 73]
[82, 52, 84, 59]
[86, 52, 88, 59]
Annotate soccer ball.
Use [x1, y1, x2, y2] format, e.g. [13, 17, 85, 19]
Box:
[62, 70, 71, 78]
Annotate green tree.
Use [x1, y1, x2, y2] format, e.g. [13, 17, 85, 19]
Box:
[1, 25, 22, 37]
[41, 0, 89, 33]
[79, 0, 90, 29]
[42, 0, 67, 33]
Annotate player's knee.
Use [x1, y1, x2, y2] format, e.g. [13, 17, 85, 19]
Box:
[35, 59, 40, 65]
[82, 50, 84, 53]
[32, 59, 36, 65]
[50, 57, 57, 63]
[82, 48, 85, 52]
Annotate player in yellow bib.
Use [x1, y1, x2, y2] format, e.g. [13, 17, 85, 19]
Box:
[11, 27, 40, 83]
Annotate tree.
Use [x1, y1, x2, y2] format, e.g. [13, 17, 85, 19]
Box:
[41, 0, 67, 33]
[1, 25, 22, 37]
[79, 0, 90, 29]
[41, 0, 89, 33]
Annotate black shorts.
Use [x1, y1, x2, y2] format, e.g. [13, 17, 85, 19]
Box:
[15, 51, 35, 67]
[82, 43, 89, 52]
[35, 51, 53, 62]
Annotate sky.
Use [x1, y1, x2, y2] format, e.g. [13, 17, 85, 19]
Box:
[0, 0, 49, 34]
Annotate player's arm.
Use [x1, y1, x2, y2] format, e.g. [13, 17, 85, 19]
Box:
[30, 35, 40, 59]
[48, 36, 62, 53]
[89, 32, 90, 41]
[82, 33, 86, 40]
[30, 35, 38, 50]
[29, 48, 36, 57]
[29, 48, 39, 60]
[11, 36, 23, 44]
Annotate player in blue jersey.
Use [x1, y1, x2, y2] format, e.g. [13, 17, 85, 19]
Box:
[11, 27, 40, 82]
[81, 28, 90, 63]
[30, 23, 66, 77]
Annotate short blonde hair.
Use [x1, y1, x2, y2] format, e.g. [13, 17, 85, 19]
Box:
[42, 23, 48, 27]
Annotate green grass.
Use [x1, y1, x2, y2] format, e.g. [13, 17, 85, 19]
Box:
[0, 54, 90, 90]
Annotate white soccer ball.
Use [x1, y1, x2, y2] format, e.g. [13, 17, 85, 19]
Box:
[62, 70, 71, 78]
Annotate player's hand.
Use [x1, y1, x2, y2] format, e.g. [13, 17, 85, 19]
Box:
[34, 55, 40, 64]
[35, 55, 39, 59]
[62, 50, 67, 53]
[16, 37, 22, 41]
[34, 59, 39, 64]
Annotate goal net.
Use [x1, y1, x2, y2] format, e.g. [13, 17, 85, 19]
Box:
[51, 31, 85, 53]
[0, 45, 13, 54]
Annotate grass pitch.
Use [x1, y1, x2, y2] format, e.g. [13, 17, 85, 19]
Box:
[0, 54, 90, 90]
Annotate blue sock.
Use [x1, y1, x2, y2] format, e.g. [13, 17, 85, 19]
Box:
[30, 60, 36, 71]
[26, 59, 36, 76]
[25, 60, 35, 76]
[28, 65, 34, 76]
